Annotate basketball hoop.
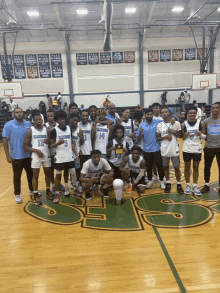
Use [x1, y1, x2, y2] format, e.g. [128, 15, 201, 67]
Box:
[202, 86, 209, 95]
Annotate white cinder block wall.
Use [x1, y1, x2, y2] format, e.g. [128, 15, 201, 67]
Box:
[0, 36, 219, 110]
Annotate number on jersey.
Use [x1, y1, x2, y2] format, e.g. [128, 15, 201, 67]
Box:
[38, 140, 44, 147]
[99, 133, 105, 140]
[64, 140, 68, 147]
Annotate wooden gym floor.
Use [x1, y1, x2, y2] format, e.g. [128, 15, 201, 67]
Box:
[0, 141, 220, 293]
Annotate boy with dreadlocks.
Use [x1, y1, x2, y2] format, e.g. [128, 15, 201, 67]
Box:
[95, 108, 113, 159]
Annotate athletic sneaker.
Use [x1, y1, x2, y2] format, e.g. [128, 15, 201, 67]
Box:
[126, 184, 132, 194]
[86, 191, 92, 201]
[201, 185, 210, 194]
[184, 185, 191, 195]
[146, 180, 153, 189]
[165, 183, 171, 193]
[160, 181, 166, 190]
[77, 183, 83, 193]
[53, 195, 60, 204]
[29, 190, 34, 196]
[64, 190, 70, 197]
[192, 186, 201, 196]
[15, 195, 22, 204]
[177, 184, 184, 195]
[52, 186, 56, 195]
[33, 193, 42, 206]
[152, 174, 159, 181]
[100, 186, 109, 198]
[46, 189, 55, 200]
[59, 184, 65, 191]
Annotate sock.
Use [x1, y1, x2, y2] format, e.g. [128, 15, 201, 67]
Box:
[177, 182, 181, 185]
[52, 183, 55, 188]
[205, 183, 209, 186]
[192, 183, 197, 188]
[166, 181, 170, 184]
[34, 191, 38, 194]
[65, 183, 68, 190]
[186, 183, 190, 186]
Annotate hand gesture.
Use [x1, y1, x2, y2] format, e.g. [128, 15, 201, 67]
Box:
[7, 155, 13, 164]
[110, 146, 116, 151]
[123, 148, 128, 154]
[139, 127, 144, 134]
[58, 139, 65, 145]
[166, 134, 172, 141]
[77, 130, 83, 139]
[43, 139, 49, 144]
[36, 150, 45, 158]
[185, 132, 190, 138]
[91, 176, 99, 183]
[124, 168, 130, 176]
[167, 128, 173, 134]
[76, 156, 80, 163]
[195, 131, 201, 136]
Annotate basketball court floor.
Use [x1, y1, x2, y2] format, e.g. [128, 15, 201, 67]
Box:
[0, 141, 220, 293]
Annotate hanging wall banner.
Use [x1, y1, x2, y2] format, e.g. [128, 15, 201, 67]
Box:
[52, 66, 63, 78]
[13, 55, 25, 67]
[148, 50, 159, 62]
[14, 66, 26, 79]
[76, 53, 87, 65]
[197, 48, 207, 60]
[50, 53, 62, 66]
[112, 52, 123, 63]
[88, 53, 99, 65]
[124, 51, 135, 63]
[160, 50, 171, 62]
[100, 52, 111, 64]
[27, 66, 39, 79]
[1, 66, 13, 80]
[172, 49, 183, 61]
[185, 49, 196, 60]
[0, 55, 12, 66]
[38, 54, 50, 66]
[25, 54, 38, 66]
[39, 66, 51, 78]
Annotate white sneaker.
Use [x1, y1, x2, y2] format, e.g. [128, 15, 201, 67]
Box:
[15, 195, 22, 204]
[29, 190, 34, 196]
[160, 181, 166, 189]
[152, 174, 158, 181]
[146, 180, 153, 189]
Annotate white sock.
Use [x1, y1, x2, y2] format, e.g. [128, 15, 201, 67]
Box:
[205, 183, 209, 186]
[65, 183, 68, 190]
[166, 181, 170, 184]
[192, 183, 197, 188]
[177, 182, 181, 185]
[186, 183, 190, 186]
[52, 183, 55, 188]
[34, 191, 38, 193]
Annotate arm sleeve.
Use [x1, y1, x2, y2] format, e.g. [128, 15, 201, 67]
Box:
[107, 140, 113, 150]
[102, 159, 112, 171]
[157, 123, 162, 133]
[81, 161, 90, 175]
[50, 128, 56, 141]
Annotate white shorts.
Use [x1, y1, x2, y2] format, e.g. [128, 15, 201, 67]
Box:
[31, 160, 51, 169]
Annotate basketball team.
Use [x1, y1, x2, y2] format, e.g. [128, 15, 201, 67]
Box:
[2, 101, 220, 206]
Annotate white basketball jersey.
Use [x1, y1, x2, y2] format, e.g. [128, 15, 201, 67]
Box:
[45, 122, 58, 156]
[54, 125, 74, 163]
[72, 125, 80, 156]
[79, 122, 92, 155]
[159, 121, 180, 157]
[133, 120, 143, 149]
[128, 154, 143, 173]
[95, 123, 109, 154]
[182, 120, 202, 154]
[109, 139, 127, 167]
[31, 126, 50, 162]
[121, 119, 133, 149]
[86, 158, 105, 178]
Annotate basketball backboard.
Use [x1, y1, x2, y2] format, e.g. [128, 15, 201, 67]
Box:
[0, 82, 23, 99]
[192, 73, 218, 90]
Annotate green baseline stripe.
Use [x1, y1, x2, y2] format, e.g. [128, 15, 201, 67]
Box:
[152, 226, 187, 293]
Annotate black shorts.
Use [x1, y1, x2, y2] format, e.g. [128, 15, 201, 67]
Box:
[51, 155, 55, 167]
[183, 152, 202, 162]
[108, 161, 122, 180]
[80, 155, 91, 167]
[130, 171, 145, 185]
[55, 161, 75, 171]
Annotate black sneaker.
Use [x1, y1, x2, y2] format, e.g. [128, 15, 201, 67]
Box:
[177, 184, 184, 195]
[201, 185, 210, 194]
[33, 193, 42, 206]
[100, 186, 109, 198]
[86, 191, 92, 201]
[165, 183, 171, 193]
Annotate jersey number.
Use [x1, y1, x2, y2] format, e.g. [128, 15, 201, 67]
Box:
[99, 133, 105, 140]
[83, 135, 87, 141]
[38, 140, 44, 147]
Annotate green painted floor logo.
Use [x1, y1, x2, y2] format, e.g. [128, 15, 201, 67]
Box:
[24, 182, 220, 231]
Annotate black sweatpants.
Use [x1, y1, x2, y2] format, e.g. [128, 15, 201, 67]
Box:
[143, 150, 164, 181]
[204, 147, 220, 185]
[12, 158, 33, 195]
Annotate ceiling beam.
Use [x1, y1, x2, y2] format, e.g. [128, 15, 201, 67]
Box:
[53, 3, 69, 51]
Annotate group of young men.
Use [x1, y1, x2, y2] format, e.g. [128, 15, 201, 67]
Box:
[2, 100, 220, 206]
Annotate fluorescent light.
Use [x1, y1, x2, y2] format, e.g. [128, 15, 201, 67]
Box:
[77, 9, 88, 15]
[218, 7, 220, 11]
[125, 7, 136, 14]
[172, 6, 184, 12]
[27, 11, 39, 17]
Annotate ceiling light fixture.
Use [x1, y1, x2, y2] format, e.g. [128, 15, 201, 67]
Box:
[77, 9, 88, 15]
[172, 6, 184, 12]
[218, 7, 220, 11]
[27, 11, 39, 17]
[125, 7, 136, 14]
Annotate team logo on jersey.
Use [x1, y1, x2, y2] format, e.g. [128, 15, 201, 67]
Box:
[24, 182, 220, 231]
